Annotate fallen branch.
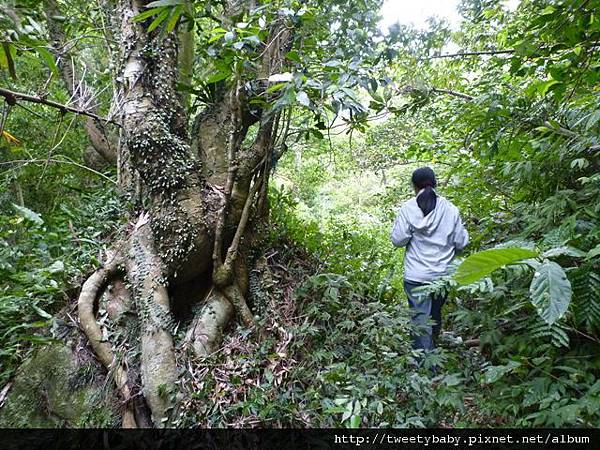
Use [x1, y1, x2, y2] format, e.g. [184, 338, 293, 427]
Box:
[0, 86, 119, 126]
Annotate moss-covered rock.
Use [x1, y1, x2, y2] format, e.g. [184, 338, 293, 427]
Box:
[0, 342, 117, 427]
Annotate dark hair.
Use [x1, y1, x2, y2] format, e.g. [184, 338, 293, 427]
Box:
[411, 167, 437, 216]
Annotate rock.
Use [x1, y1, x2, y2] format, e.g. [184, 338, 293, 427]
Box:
[0, 341, 117, 427]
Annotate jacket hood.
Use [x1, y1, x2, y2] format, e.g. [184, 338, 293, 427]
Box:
[404, 195, 451, 236]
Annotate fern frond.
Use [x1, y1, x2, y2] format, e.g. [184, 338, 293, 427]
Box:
[570, 264, 600, 334]
[528, 319, 570, 348]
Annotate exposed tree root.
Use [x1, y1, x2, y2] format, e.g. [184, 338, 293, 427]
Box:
[184, 254, 252, 358]
[77, 251, 136, 427]
[78, 217, 182, 427]
[103, 278, 154, 427]
[186, 289, 234, 357]
[222, 283, 255, 327]
[126, 221, 178, 427]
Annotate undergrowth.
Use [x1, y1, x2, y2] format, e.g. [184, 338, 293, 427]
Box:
[0, 187, 122, 385]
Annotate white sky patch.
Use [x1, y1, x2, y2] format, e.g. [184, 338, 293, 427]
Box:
[379, 0, 521, 33]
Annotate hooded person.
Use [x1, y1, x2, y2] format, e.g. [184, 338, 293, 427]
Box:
[391, 167, 469, 351]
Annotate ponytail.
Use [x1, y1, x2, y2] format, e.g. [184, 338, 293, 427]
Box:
[411, 167, 438, 216]
[416, 186, 437, 216]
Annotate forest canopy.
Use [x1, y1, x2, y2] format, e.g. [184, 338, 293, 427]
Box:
[1, 0, 599, 430]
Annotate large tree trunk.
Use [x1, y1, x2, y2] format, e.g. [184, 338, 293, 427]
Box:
[76, 0, 289, 427]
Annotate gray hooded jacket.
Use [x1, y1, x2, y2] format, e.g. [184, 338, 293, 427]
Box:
[391, 191, 469, 283]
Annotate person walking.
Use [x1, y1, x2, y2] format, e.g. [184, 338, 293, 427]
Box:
[391, 167, 469, 350]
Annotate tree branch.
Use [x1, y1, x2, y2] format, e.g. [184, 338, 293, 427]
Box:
[212, 77, 243, 268]
[0, 157, 117, 184]
[427, 49, 515, 59]
[426, 41, 600, 60]
[0, 86, 119, 126]
[224, 173, 264, 270]
[432, 88, 474, 101]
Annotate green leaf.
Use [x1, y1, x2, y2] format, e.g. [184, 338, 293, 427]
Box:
[31, 305, 52, 320]
[542, 246, 585, 259]
[36, 47, 58, 75]
[540, 5, 555, 15]
[206, 70, 231, 83]
[147, 8, 169, 32]
[245, 35, 261, 46]
[285, 50, 301, 62]
[165, 6, 182, 33]
[538, 79, 561, 97]
[266, 82, 287, 93]
[133, 7, 163, 22]
[484, 361, 521, 384]
[224, 31, 235, 43]
[310, 129, 324, 139]
[333, 396, 349, 406]
[341, 400, 353, 422]
[348, 415, 361, 428]
[208, 32, 226, 43]
[47, 260, 64, 273]
[1, 43, 17, 80]
[585, 244, 600, 260]
[146, 0, 185, 7]
[13, 204, 43, 225]
[529, 260, 572, 325]
[570, 158, 589, 170]
[296, 91, 311, 107]
[454, 247, 538, 285]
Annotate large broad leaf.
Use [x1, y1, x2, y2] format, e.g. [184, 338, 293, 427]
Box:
[484, 360, 521, 384]
[542, 246, 585, 259]
[13, 204, 43, 225]
[585, 244, 600, 260]
[296, 91, 311, 107]
[529, 260, 572, 325]
[454, 247, 538, 285]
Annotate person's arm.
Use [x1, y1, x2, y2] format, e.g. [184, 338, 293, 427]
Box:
[391, 206, 412, 247]
[452, 212, 469, 251]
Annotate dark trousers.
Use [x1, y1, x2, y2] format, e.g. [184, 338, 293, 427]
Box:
[403, 280, 447, 350]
